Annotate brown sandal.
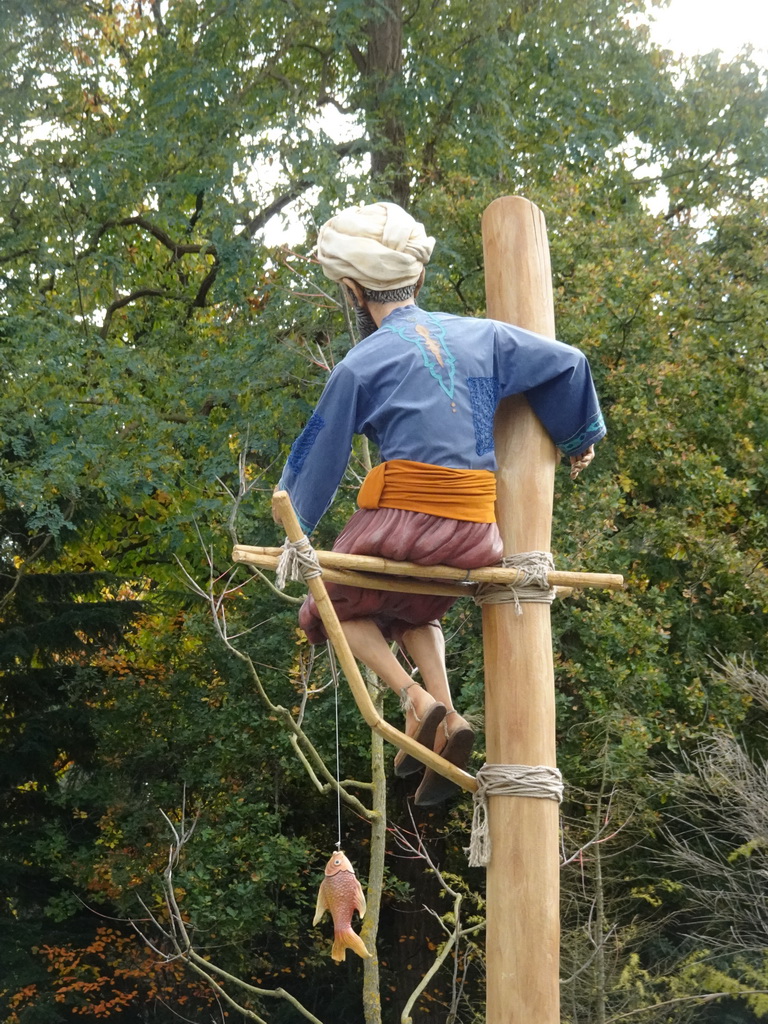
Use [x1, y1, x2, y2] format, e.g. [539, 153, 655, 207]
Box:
[414, 714, 475, 805]
[394, 688, 447, 777]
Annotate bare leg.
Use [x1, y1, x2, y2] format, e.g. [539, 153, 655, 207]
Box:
[397, 623, 451, 707]
[398, 623, 472, 755]
[340, 618, 441, 737]
[397, 622, 476, 805]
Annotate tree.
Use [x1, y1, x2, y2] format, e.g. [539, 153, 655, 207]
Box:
[653, 662, 768, 1021]
[1, 0, 767, 1021]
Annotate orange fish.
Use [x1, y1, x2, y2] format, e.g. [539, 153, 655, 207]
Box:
[313, 850, 372, 963]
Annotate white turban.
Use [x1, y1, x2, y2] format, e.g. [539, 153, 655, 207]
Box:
[316, 202, 435, 291]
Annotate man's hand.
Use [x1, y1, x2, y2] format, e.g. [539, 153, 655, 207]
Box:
[569, 445, 595, 480]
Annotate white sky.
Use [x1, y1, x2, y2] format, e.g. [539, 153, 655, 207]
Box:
[648, 0, 768, 59]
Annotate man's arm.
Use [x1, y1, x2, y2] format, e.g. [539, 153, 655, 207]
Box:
[276, 363, 363, 534]
[493, 322, 606, 464]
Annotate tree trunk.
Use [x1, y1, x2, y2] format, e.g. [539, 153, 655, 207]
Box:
[361, 0, 409, 208]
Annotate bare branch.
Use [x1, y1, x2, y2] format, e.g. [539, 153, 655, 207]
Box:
[182, 959, 270, 1024]
[141, 815, 327, 1024]
[715, 656, 768, 711]
[606, 990, 768, 1022]
[561, 817, 631, 868]
[278, 250, 342, 310]
[176, 526, 374, 820]
[391, 812, 481, 1024]
[653, 689, 768, 962]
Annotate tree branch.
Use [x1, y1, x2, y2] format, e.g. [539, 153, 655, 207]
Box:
[347, 42, 367, 74]
[133, 815, 327, 1024]
[188, 190, 205, 232]
[241, 180, 313, 238]
[0, 246, 37, 265]
[174, 519, 375, 821]
[317, 93, 357, 115]
[606, 990, 768, 1022]
[392, 813, 481, 1024]
[190, 260, 220, 308]
[99, 287, 179, 338]
[81, 217, 206, 261]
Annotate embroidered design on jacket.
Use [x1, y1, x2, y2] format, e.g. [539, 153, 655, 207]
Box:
[287, 412, 326, 472]
[557, 412, 606, 454]
[382, 312, 457, 399]
[466, 376, 501, 456]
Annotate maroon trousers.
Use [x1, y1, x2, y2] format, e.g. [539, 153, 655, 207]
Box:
[299, 507, 503, 644]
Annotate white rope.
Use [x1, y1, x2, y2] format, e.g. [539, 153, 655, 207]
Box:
[326, 642, 344, 851]
[275, 534, 322, 590]
[467, 763, 564, 868]
[473, 551, 557, 613]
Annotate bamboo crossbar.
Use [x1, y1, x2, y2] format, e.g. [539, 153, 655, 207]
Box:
[269, 492, 478, 795]
[232, 543, 624, 592]
[233, 549, 576, 599]
[235, 550, 473, 597]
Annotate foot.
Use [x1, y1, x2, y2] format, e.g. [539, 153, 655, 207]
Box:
[433, 710, 473, 756]
[414, 711, 475, 807]
[394, 685, 446, 777]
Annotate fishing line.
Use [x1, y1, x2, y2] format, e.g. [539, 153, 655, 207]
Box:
[327, 641, 343, 850]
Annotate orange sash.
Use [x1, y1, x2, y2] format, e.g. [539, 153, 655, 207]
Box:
[357, 459, 496, 523]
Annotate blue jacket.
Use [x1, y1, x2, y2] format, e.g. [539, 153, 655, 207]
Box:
[278, 305, 605, 533]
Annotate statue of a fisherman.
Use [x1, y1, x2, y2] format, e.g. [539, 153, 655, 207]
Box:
[278, 201, 605, 805]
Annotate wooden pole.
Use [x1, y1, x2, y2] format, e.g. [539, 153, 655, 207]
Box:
[482, 197, 561, 1024]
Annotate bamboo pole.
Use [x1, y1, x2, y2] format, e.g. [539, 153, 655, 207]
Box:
[232, 544, 624, 592]
[233, 550, 579, 599]
[270, 490, 478, 795]
[482, 197, 561, 1024]
[238, 550, 471, 597]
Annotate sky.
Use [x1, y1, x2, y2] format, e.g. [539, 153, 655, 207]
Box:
[649, 0, 768, 59]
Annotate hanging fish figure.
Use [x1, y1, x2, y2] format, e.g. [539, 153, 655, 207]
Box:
[313, 850, 372, 963]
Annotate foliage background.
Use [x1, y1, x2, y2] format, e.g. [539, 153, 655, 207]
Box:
[1, 1, 766, 1022]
